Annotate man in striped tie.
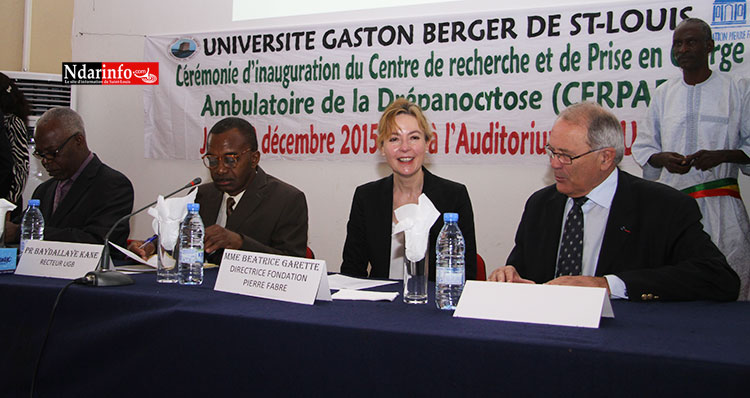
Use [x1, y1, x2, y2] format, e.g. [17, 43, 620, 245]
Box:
[130, 117, 308, 262]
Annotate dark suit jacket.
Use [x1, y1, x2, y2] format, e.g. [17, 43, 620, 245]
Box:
[196, 166, 308, 263]
[341, 168, 477, 281]
[507, 169, 739, 301]
[30, 154, 134, 248]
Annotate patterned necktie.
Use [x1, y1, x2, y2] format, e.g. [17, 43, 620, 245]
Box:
[226, 197, 235, 219]
[555, 196, 589, 277]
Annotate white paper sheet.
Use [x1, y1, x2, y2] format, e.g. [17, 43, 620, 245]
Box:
[327, 273, 398, 290]
[109, 241, 157, 267]
[332, 289, 399, 301]
[116, 264, 157, 273]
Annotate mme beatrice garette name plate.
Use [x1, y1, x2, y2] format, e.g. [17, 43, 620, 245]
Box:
[215, 249, 331, 305]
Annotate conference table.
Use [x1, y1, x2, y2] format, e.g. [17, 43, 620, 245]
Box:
[1, 269, 748, 397]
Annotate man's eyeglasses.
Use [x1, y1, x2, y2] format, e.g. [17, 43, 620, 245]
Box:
[202, 148, 253, 169]
[545, 144, 606, 165]
[33, 132, 80, 160]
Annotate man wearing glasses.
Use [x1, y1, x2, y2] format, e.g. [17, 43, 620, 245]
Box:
[488, 102, 739, 301]
[130, 117, 308, 262]
[4, 107, 134, 248]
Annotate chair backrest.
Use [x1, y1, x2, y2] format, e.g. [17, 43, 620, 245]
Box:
[476, 253, 486, 281]
[305, 246, 315, 259]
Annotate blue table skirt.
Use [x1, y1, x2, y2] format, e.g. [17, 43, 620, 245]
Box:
[1, 269, 748, 397]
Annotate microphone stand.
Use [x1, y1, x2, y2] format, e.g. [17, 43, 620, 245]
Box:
[84, 178, 201, 287]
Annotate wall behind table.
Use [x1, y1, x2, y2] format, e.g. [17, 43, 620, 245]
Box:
[72, 0, 750, 275]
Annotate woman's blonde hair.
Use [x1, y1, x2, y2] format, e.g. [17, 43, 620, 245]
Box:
[376, 98, 433, 148]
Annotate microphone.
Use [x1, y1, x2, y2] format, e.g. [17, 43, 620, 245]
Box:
[83, 177, 202, 287]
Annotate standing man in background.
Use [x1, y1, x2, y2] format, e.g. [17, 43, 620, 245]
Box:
[633, 18, 750, 300]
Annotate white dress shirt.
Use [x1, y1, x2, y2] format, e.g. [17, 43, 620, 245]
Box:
[215, 190, 246, 228]
[558, 169, 628, 299]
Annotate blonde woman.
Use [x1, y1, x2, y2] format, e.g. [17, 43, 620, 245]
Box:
[341, 98, 477, 280]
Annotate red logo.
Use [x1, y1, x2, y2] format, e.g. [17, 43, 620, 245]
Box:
[62, 62, 159, 85]
[102, 62, 159, 85]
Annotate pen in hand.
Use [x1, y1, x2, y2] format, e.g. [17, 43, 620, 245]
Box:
[138, 234, 158, 249]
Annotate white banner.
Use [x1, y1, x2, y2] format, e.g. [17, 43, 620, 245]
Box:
[144, 0, 749, 163]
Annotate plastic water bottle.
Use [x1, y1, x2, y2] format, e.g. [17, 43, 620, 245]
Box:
[20, 199, 44, 255]
[178, 203, 204, 285]
[435, 213, 465, 310]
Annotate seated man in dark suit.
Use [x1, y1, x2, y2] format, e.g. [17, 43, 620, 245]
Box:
[129, 117, 308, 262]
[4, 107, 134, 248]
[489, 102, 739, 301]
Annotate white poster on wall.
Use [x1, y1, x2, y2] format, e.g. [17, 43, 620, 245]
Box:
[144, 0, 749, 163]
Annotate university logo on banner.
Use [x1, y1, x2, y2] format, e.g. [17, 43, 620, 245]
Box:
[63, 62, 159, 85]
[710, 0, 748, 27]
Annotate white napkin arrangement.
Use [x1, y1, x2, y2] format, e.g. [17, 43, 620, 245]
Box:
[0, 199, 17, 243]
[147, 190, 197, 249]
[392, 193, 440, 262]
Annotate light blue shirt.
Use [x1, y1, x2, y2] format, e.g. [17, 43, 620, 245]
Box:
[558, 169, 628, 299]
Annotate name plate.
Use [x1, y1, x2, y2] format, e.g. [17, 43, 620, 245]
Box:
[454, 281, 614, 328]
[15, 240, 103, 280]
[0, 248, 17, 273]
[215, 249, 331, 305]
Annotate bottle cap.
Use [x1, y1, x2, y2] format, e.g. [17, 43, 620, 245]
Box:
[187, 203, 200, 212]
[28, 199, 40, 207]
[443, 212, 458, 222]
